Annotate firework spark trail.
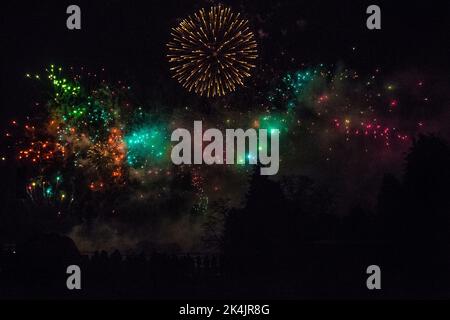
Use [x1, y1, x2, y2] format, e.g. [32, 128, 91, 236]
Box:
[265, 65, 427, 153]
[167, 5, 258, 97]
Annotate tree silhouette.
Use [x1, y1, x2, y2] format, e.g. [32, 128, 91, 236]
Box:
[377, 134, 450, 297]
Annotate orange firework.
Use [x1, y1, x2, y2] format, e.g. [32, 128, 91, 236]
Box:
[167, 5, 258, 97]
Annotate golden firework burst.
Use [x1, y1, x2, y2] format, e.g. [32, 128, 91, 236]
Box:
[167, 5, 258, 97]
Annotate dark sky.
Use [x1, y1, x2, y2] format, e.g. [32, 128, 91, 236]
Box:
[2, 0, 449, 120]
[1, 0, 449, 253]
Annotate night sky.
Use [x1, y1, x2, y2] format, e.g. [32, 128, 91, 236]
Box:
[1, 0, 449, 254]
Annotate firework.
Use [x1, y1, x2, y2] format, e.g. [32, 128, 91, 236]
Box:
[167, 5, 258, 97]
[5, 63, 433, 219]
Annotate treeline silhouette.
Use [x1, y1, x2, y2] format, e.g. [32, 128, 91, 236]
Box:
[1, 134, 449, 299]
